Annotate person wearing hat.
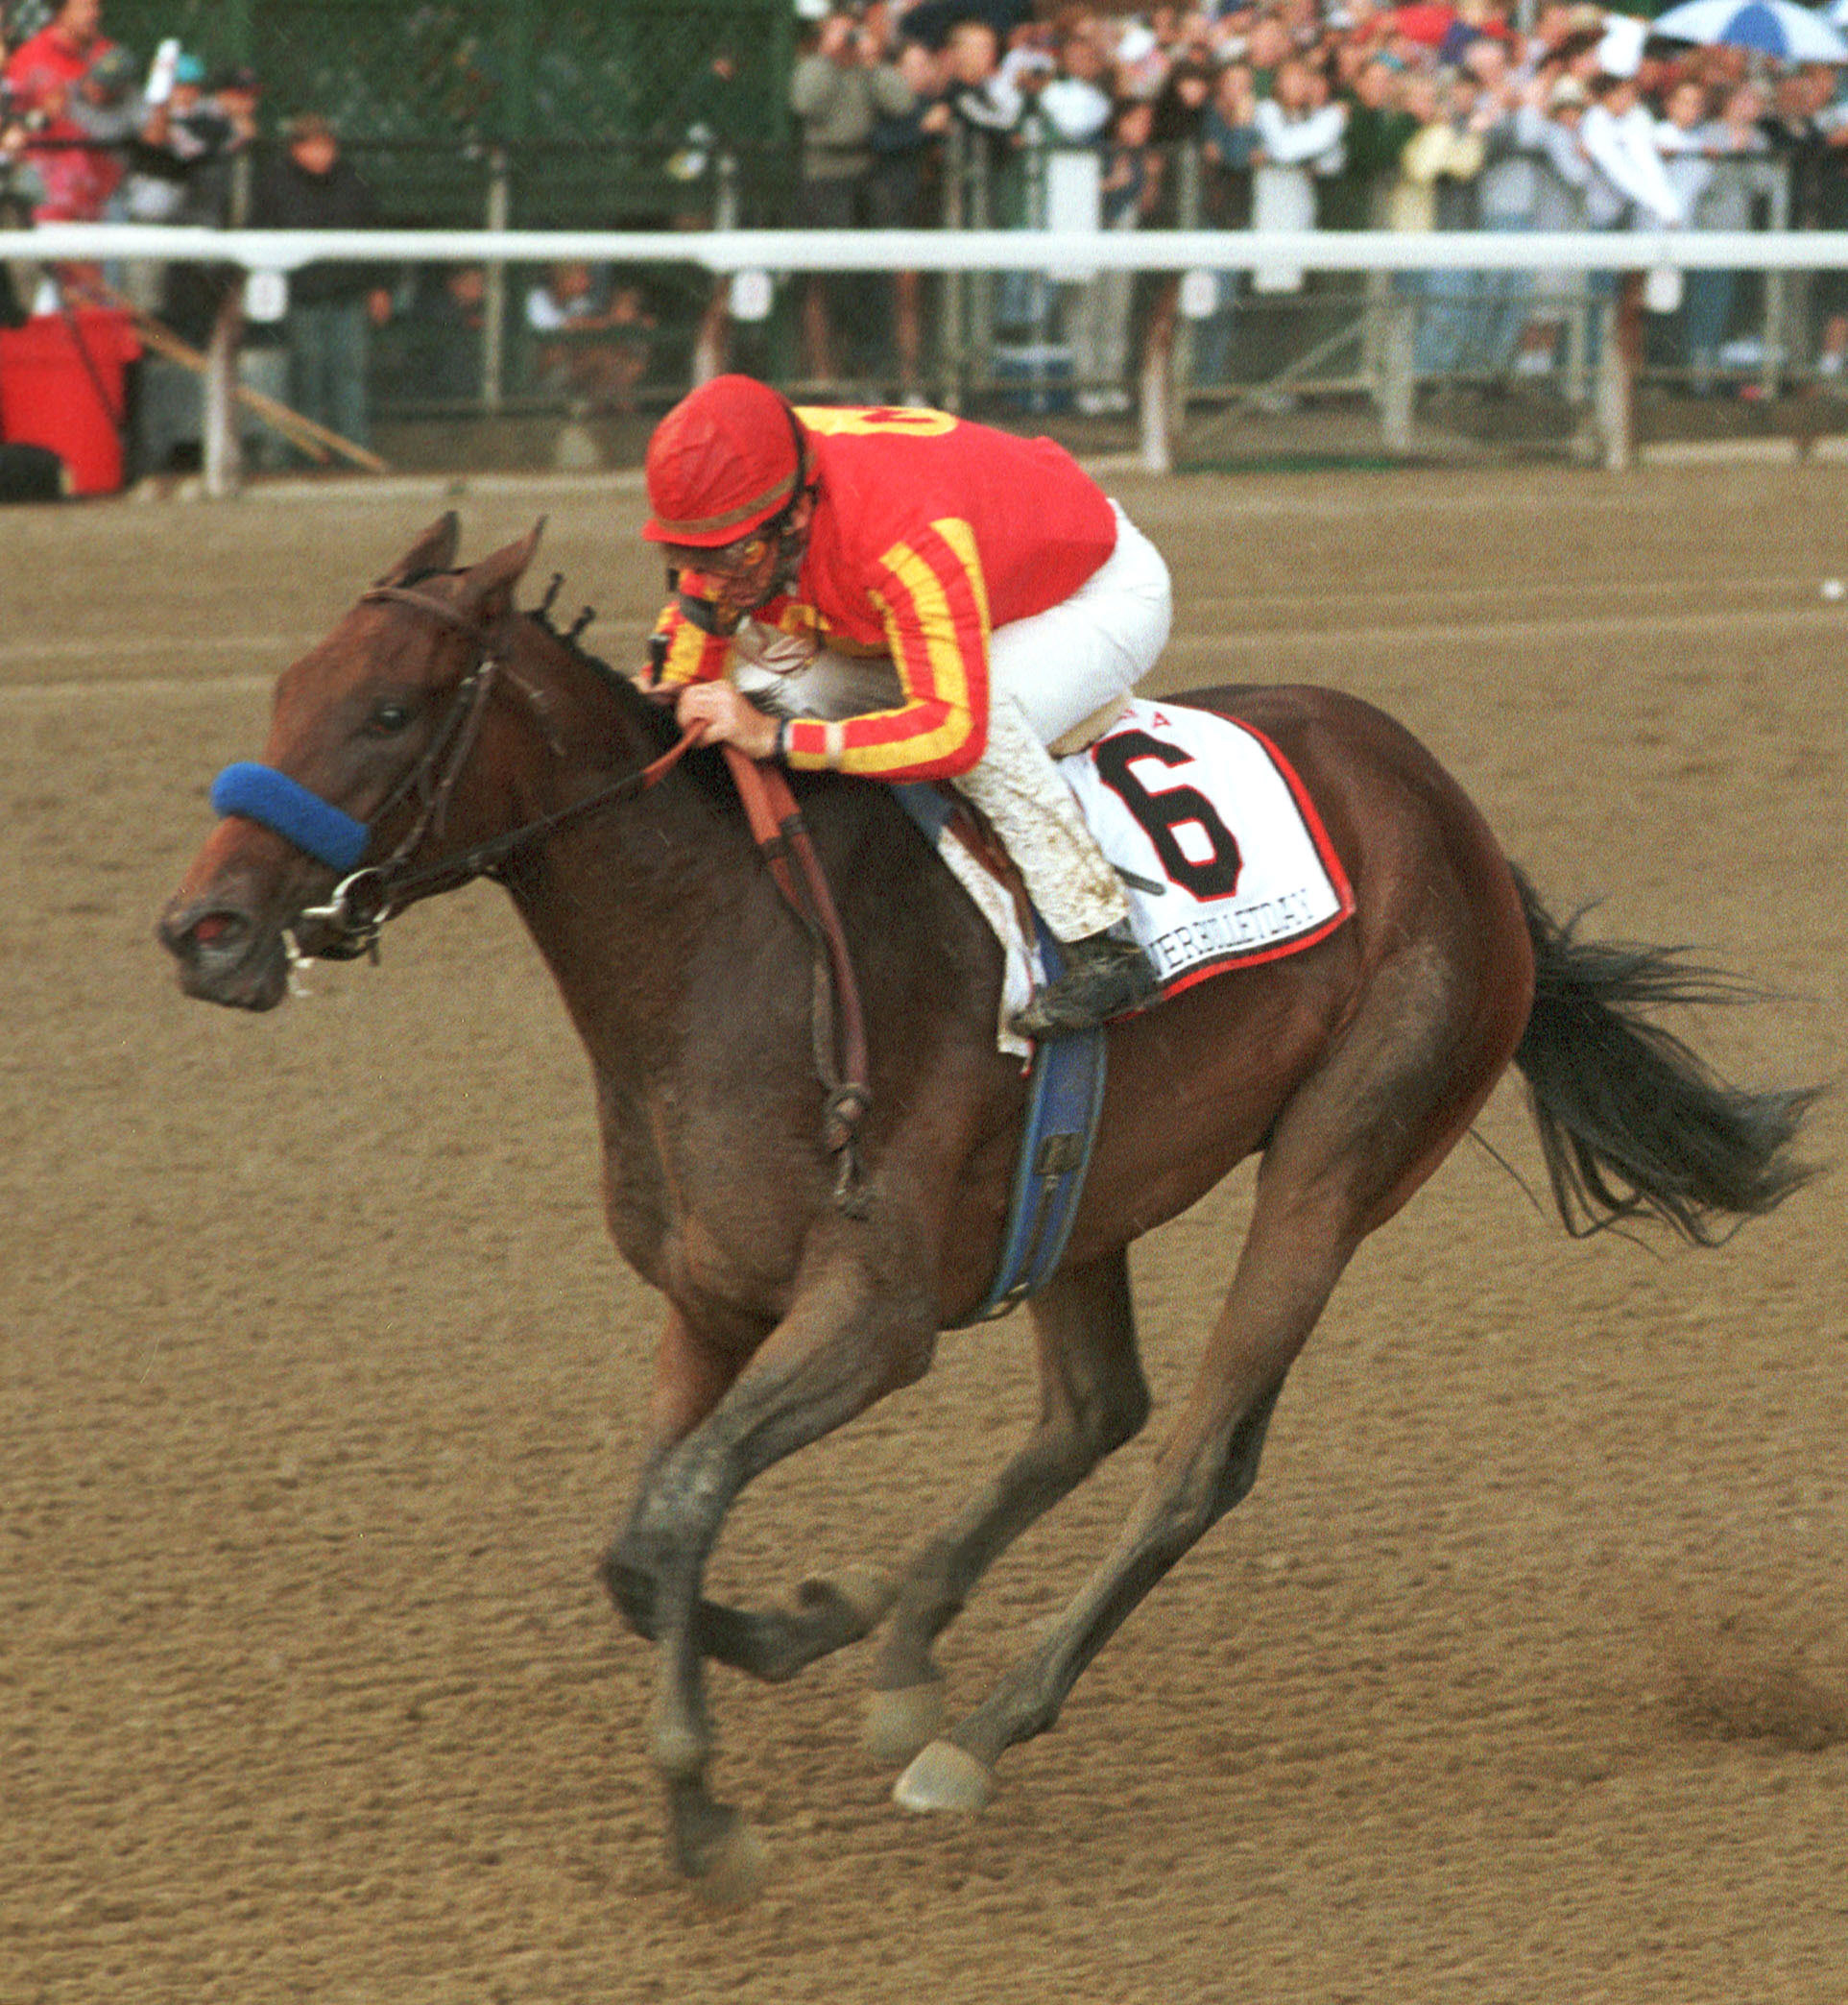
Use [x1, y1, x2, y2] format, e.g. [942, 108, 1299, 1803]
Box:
[640, 374, 1173, 1038]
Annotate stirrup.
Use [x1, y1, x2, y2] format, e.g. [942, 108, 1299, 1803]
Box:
[1010, 932, 1159, 1040]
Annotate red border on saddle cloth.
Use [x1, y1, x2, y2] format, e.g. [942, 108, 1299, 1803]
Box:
[1150, 718, 1357, 1005]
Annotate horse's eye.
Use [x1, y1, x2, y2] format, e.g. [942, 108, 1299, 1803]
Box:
[368, 700, 414, 736]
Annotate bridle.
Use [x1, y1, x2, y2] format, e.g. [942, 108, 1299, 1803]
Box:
[282, 581, 702, 969]
[246, 573, 871, 1212]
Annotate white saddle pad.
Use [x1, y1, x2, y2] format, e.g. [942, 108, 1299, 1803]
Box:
[1067, 698, 1356, 995]
[922, 697, 1355, 1052]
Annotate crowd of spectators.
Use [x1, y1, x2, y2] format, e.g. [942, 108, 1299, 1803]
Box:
[9, 0, 1848, 446]
[1, 1, 395, 456]
[782, 0, 1848, 397]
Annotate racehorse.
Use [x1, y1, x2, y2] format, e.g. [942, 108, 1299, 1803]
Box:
[157, 516, 1816, 1903]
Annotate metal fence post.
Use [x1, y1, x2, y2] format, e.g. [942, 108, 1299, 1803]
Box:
[693, 152, 740, 384]
[203, 280, 244, 498]
[1596, 274, 1639, 471]
[1172, 137, 1201, 410]
[1023, 116, 1052, 411]
[1761, 157, 1792, 393]
[1139, 279, 1178, 473]
[940, 122, 967, 411]
[1379, 293, 1415, 453]
[968, 129, 993, 396]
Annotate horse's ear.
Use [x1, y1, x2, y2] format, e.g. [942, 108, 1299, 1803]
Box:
[458, 517, 546, 621]
[374, 511, 461, 587]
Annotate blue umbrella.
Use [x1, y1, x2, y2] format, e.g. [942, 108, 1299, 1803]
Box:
[1649, 0, 1848, 60]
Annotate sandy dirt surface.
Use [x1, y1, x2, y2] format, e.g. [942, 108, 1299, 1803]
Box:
[2, 461, 1844, 2003]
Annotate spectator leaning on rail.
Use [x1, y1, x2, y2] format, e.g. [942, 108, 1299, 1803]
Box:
[118, 51, 251, 344]
[1397, 67, 1490, 379]
[1251, 54, 1349, 295]
[789, 5, 915, 388]
[638, 374, 1174, 1039]
[1657, 76, 1765, 392]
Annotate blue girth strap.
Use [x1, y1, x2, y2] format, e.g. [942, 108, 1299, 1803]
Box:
[210, 761, 370, 873]
[896, 785, 1108, 1325]
[957, 917, 1108, 1324]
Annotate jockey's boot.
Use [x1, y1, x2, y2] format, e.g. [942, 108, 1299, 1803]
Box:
[949, 694, 1161, 1039]
[1010, 926, 1160, 1040]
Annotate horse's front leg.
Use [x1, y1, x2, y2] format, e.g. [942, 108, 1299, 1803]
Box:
[621, 1253, 935, 1901]
[604, 1303, 899, 1683]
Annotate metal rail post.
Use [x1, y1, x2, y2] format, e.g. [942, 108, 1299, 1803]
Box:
[939, 124, 967, 410]
[693, 152, 740, 384]
[203, 280, 244, 498]
[481, 148, 510, 416]
[1139, 278, 1179, 472]
[1595, 272, 1641, 471]
[1379, 293, 1415, 453]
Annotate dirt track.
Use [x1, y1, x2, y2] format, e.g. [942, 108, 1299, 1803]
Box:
[3, 461, 1844, 2003]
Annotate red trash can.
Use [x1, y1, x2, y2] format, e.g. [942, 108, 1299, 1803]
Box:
[0, 309, 140, 496]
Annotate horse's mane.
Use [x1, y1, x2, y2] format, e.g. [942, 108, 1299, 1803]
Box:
[512, 581, 893, 828]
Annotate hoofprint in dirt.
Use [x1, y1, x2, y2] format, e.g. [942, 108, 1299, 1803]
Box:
[1, 462, 1841, 2002]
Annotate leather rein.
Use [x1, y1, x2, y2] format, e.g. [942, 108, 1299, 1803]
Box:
[293, 580, 872, 1214]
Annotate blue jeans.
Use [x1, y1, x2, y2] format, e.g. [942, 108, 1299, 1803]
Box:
[1411, 267, 1475, 378]
[1469, 215, 1533, 374]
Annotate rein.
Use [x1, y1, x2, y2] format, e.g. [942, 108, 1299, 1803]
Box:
[240, 577, 871, 1212]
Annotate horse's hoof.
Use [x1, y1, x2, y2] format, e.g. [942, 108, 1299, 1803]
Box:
[864, 1680, 945, 1768]
[893, 1738, 995, 1815]
[800, 1563, 899, 1635]
[689, 1816, 772, 1910]
[669, 1785, 772, 1908]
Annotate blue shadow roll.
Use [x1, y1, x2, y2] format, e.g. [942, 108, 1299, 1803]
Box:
[210, 761, 371, 873]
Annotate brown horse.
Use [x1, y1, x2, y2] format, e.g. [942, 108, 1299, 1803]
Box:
[157, 517, 1815, 1903]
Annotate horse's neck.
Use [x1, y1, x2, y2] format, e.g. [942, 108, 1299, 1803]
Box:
[492, 620, 763, 1066]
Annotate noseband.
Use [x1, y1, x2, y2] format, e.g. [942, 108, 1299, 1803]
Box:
[211, 580, 702, 968]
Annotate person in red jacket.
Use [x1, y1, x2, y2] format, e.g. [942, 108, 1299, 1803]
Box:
[642, 374, 1173, 1038]
[4, 0, 122, 223]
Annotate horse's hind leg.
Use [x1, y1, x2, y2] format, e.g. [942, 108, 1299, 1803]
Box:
[865, 1248, 1151, 1764]
[894, 1175, 1357, 1811]
[895, 939, 1509, 1813]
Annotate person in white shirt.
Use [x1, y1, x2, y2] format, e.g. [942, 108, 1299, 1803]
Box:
[1251, 55, 1348, 293]
[1579, 70, 1682, 229]
[1657, 78, 1766, 391]
[1576, 67, 1681, 365]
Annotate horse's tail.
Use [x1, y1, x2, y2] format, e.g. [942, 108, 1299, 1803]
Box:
[1509, 865, 1821, 1244]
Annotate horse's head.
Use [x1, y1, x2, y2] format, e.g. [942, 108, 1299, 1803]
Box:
[157, 513, 542, 1009]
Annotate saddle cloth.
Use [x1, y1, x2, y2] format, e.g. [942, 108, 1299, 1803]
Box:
[903, 697, 1356, 1055]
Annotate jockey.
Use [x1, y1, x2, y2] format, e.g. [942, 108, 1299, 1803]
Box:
[640, 374, 1173, 1038]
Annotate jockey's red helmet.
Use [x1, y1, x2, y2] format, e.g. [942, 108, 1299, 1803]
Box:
[642, 374, 808, 547]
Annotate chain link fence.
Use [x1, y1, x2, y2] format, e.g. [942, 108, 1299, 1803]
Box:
[23, 0, 794, 155]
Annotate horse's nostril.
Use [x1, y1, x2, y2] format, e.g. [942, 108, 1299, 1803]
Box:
[160, 905, 251, 962]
